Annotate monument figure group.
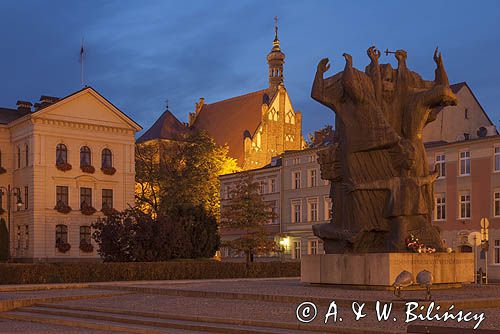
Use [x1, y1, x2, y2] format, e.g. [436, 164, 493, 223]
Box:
[312, 46, 458, 254]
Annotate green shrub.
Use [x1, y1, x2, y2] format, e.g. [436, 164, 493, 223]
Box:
[0, 261, 300, 285]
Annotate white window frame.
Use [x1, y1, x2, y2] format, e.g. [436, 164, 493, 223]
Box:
[459, 150, 471, 176]
[258, 180, 267, 195]
[291, 200, 302, 223]
[494, 240, 500, 265]
[308, 169, 318, 188]
[292, 171, 301, 190]
[435, 153, 446, 178]
[434, 193, 446, 221]
[308, 240, 318, 255]
[495, 147, 500, 172]
[292, 241, 301, 259]
[495, 191, 500, 217]
[459, 191, 471, 219]
[307, 198, 318, 222]
[269, 178, 276, 193]
[324, 197, 332, 221]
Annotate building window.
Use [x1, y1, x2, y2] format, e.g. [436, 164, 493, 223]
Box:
[258, 180, 267, 194]
[435, 193, 446, 220]
[292, 241, 301, 259]
[435, 154, 445, 178]
[495, 147, 500, 172]
[465, 108, 469, 119]
[308, 240, 318, 255]
[270, 178, 276, 193]
[308, 198, 318, 222]
[56, 144, 68, 164]
[80, 226, 91, 244]
[285, 134, 294, 142]
[102, 189, 113, 209]
[291, 200, 301, 223]
[25, 225, 29, 249]
[17, 146, 21, 169]
[24, 186, 28, 210]
[459, 191, 471, 219]
[80, 187, 92, 209]
[285, 110, 295, 124]
[495, 192, 500, 217]
[268, 108, 278, 121]
[80, 146, 91, 167]
[25, 144, 29, 167]
[56, 186, 69, 206]
[495, 240, 500, 264]
[324, 197, 332, 221]
[55, 224, 68, 245]
[308, 169, 317, 187]
[292, 171, 301, 189]
[459, 151, 470, 176]
[292, 157, 300, 165]
[101, 149, 113, 168]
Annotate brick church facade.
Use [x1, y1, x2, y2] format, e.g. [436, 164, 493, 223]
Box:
[138, 26, 304, 169]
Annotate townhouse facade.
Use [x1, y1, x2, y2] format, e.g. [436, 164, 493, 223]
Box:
[0, 87, 141, 262]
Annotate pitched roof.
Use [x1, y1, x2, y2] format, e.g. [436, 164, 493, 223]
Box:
[450, 82, 466, 94]
[137, 109, 190, 143]
[0, 107, 30, 124]
[191, 89, 271, 164]
[0, 86, 142, 131]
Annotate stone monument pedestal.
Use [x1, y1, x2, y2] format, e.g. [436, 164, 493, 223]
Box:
[301, 253, 474, 287]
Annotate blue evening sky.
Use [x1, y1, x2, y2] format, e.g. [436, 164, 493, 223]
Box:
[0, 1, 499, 137]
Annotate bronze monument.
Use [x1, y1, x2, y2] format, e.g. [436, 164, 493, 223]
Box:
[312, 47, 458, 253]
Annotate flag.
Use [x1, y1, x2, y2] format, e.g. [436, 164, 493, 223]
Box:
[79, 41, 84, 63]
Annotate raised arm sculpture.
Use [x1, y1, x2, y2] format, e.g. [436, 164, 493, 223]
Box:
[312, 47, 457, 253]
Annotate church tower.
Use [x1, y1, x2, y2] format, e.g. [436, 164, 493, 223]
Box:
[267, 17, 285, 92]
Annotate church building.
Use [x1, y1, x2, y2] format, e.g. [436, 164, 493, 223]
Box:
[138, 24, 305, 170]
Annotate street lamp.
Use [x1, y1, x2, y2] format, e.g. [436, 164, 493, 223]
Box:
[0, 185, 23, 260]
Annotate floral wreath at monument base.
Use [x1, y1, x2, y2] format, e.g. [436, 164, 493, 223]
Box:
[406, 234, 436, 253]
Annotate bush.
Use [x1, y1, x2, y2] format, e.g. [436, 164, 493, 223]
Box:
[92, 206, 219, 262]
[0, 261, 300, 284]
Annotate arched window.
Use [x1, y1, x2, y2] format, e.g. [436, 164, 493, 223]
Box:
[80, 146, 91, 167]
[101, 149, 112, 168]
[285, 110, 295, 124]
[56, 144, 67, 164]
[268, 109, 278, 121]
[55, 224, 68, 245]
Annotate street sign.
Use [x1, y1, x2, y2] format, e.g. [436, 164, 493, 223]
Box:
[468, 231, 481, 246]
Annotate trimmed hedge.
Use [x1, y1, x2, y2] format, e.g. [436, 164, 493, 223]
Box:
[0, 260, 300, 285]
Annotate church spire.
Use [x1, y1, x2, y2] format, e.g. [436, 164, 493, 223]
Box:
[267, 16, 285, 91]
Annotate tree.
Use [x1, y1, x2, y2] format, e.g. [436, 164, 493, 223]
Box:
[307, 124, 336, 148]
[220, 174, 278, 264]
[135, 130, 240, 220]
[0, 218, 9, 262]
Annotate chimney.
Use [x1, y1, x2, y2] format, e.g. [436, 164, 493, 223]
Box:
[34, 95, 59, 111]
[16, 100, 33, 113]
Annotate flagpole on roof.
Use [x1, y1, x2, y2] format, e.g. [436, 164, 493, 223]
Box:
[80, 38, 85, 87]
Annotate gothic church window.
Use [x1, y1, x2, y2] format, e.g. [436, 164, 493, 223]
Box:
[285, 110, 295, 124]
[285, 134, 294, 142]
[268, 108, 278, 121]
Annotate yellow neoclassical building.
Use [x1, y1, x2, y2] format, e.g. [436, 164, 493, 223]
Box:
[0, 87, 141, 262]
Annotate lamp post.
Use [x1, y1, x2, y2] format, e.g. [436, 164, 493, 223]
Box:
[0, 185, 24, 260]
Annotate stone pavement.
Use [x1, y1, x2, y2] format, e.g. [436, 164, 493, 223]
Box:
[0, 278, 500, 333]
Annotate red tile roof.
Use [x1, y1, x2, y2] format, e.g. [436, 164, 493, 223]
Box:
[191, 89, 271, 164]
